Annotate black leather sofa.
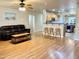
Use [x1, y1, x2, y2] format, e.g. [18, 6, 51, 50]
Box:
[0, 25, 30, 40]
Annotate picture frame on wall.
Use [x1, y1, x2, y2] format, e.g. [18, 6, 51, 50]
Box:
[4, 12, 16, 20]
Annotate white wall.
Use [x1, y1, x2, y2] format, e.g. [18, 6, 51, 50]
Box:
[0, 7, 29, 28]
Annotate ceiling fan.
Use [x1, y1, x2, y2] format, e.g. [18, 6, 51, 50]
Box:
[18, 0, 26, 11]
[26, 3, 33, 9]
[19, 0, 25, 7]
[19, 0, 33, 11]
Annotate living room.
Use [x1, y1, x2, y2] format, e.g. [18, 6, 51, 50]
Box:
[0, 0, 79, 59]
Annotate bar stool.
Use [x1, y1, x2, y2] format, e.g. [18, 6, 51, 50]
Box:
[49, 27, 54, 36]
[49, 27, 54, 39]
[44, 27, 49, 36]
[55, 28, 61, 38]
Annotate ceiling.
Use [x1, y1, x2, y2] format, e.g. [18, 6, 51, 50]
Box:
[0, 0, 78, 12]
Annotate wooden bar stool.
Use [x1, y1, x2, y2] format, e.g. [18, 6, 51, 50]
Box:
[49, 27, 54, 39]
[44, 27, 49, 36]
[50, 28, 54, 36]
[55, 28, 61, 38]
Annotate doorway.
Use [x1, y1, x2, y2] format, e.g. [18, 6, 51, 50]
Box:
[29, 14, 35, 32]
[64, 15, 76, 39]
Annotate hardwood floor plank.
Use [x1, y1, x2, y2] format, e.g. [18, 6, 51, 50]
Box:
[0, 33, 79, 59]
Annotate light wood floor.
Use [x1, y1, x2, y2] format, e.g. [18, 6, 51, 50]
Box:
[0, 33, 79, 59]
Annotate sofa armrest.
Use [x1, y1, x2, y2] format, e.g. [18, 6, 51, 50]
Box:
[24, 29, 30, 33]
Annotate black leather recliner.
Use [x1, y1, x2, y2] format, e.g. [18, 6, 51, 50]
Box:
[0, 25, 30, 40]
